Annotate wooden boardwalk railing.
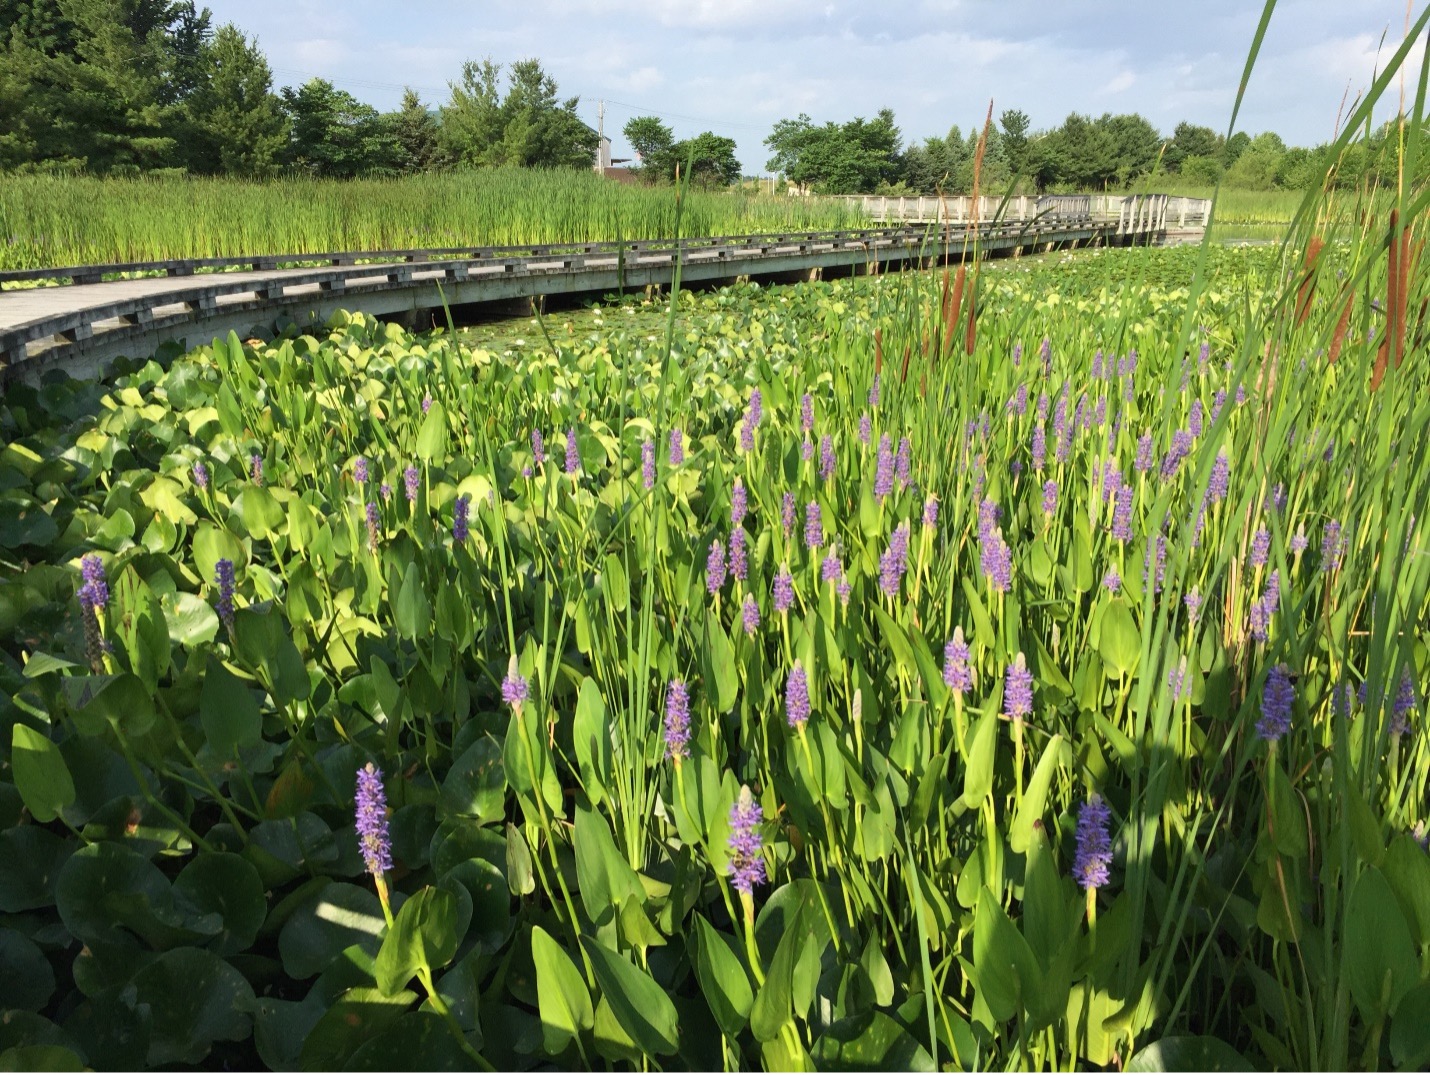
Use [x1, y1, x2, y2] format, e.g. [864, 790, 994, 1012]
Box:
[827, 192, 1211, 230]
[0, 213, 1176, 384]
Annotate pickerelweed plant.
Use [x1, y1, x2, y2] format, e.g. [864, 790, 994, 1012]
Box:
[3, 10, 1430, 1070]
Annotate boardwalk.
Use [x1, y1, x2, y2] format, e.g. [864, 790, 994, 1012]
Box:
[1, 198, 1201, 384]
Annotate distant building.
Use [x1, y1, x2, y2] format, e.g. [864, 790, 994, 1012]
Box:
[594, 135, 634, 179]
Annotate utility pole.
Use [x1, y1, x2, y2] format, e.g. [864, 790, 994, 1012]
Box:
[598, 99, 605, 141]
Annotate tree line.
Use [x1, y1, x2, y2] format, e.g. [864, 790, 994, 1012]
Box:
[0, 0, 607, 176]
[765, 108, 1403, 195]
[0, 1, 1401, 193]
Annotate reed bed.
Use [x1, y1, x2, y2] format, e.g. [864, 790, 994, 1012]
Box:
[0, 168, 865, 270]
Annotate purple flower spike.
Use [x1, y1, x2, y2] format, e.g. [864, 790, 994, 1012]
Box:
[731, 479, 748, 527]
[868, 375, 881, 408]
[214, 558, 235, 628]
[895, 437, 912, 489]
[355, 763, 393, 876]
[1166, 658, 1189, 701]
[740, 390, 762, 453]
[422, 394, 433, 414]
[664, 680, 691, 760]
[981, 527, 1012, 593]
[1042, 480, 1059, 516]
[250, 454, 264, 486]
[1250, 528, 1271, 568]
[773, 568, 795, 614]
[404, 465, 420, 503]
[878, 523, 910, 597]
[786, 662, 811, 729]
[192, 461, 209, 490]
[380, 483, 392, 501]
[781, 492, 796, 534]
[1208, 453, 1229, 502]
[1005, 653, 1034, 719]
[728, 787, 766, 895]
[1184, 587, 1203, 626]
[1321, 521, 1344, 570]
[1032, 424, 1047, 472]
[565, 429, 580, 475]
[741, 594, 760, 635]
[923, 496, 939, 529]
[1134, 433, 1154, 474]
[79, 555, 108, 612]
[1102, 567, 1122, 593]
[669, 428, 685, 467]
[354, 456, 369, 484]
[1112, 484, 1134, 542]
[453, 495, 470, 543]
[729, 527, 748, 582]
[804, 501, 823, 550]
[943, 627, 972, 692]
[641, 441, 655, 490]
[501, 661, 529, 710]
[819, 435, 836, 481]
[801, 393, 814, 432]
[707, 539, 727, 594]
[1391, 668, 1417, 736]
[1073, 794, 1113, 891]
[366, 501, 380, 551]
[874, 434, 895, 500]
[1257, 664, 1294, 742]
[858, 413, 872, 445]
[531, 429, 546, 467]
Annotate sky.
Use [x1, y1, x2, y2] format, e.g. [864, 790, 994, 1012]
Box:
[202, 0, 1425, 175]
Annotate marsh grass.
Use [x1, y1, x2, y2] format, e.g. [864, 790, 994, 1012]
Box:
[0, 166, 864, 271]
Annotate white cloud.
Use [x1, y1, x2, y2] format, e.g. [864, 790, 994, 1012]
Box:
[1099, 71, 1136, 96]
[615, 66, 665, 93]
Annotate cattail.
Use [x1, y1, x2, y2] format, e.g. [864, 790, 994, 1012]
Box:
[1294, 236, 1324, 326]
[946, 264, 967, 355]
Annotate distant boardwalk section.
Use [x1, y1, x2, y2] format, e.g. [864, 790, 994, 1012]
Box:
[0, 196, 1207, 384]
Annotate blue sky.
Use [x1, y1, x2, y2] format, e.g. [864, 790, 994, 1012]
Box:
[203, 0, 1423, 174]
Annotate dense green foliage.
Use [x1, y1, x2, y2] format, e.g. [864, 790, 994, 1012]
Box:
[0, 2, 604, 179]
[763, 107, 1407, 196]
[0, 169, 864, 269]
[621, 116, 741, 188]
[1, 0, 1384, 195]
[2, 229, 1428, 1069]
